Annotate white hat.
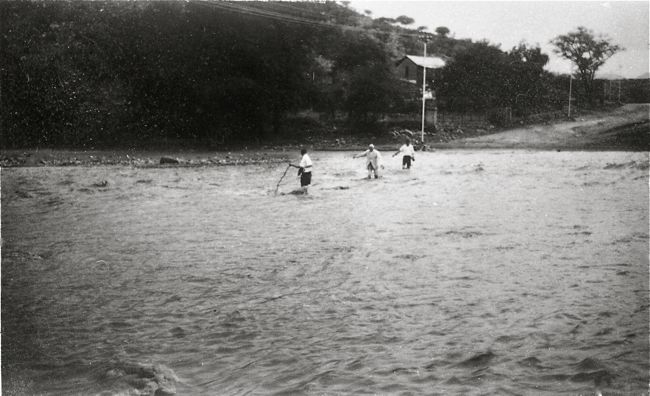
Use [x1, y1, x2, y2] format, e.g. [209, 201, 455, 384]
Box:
[369, 144, 374, 148]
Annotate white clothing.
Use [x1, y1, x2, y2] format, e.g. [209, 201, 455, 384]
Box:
[359, 149, 381, 169]
[398, 144, 415, 157]
[299, 154, 312, 173]
[357, 149, 382, 177]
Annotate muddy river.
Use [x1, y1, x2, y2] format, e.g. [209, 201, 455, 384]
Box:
[2, 150, 648, 395]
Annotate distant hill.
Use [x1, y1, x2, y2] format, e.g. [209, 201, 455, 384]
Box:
[636, 72, 650, 79]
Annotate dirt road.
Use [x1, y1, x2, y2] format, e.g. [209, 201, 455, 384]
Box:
[436, 104, 649, 150]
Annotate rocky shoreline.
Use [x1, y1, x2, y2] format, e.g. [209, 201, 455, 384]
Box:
[0, 150, 295, 168]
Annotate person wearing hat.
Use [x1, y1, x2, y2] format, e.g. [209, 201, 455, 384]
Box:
[353, 144, 383, 179]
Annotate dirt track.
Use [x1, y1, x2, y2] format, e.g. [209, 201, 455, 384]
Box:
[435, 104, 649, 150]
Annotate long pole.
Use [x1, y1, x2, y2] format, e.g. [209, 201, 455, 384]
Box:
[274, 165, 292, 196]
[568, 69, 573, 117]
[421, 41, 427, 145]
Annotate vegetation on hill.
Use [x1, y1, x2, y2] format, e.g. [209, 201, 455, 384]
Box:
[1, 1, 645, 149]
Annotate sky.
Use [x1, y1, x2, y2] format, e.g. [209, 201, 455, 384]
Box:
[348, 1, 649, 78]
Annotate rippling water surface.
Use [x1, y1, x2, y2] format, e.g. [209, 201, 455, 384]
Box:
[2, 150, 648, 395]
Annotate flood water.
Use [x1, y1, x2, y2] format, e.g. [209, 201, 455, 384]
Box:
[2, 150, 648, 395]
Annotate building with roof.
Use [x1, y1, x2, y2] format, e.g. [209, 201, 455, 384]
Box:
[395, 55, 446, 88]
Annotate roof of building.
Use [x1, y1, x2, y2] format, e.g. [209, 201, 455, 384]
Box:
[397, 55, 446, 69]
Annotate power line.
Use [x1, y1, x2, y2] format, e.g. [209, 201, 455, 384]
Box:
[199, 1, 342, 30]
[197, 1, 433, 40]
[253, 1, 329, 21]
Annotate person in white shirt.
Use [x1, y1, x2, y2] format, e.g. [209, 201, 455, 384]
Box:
[289, 148, 312, 192]
[353, 144, 383, 179]
[392, 137, 415, 169]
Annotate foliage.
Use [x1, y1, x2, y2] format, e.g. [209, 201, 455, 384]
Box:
[0, 2, 607, 148]
[395, 15, 415, 25]
[437, 41, 555, 114]
[435, 26, 450, 37]
[2, 1, 420, 147]
[437, 42, 510, 111]
[551, 26, 623, 104]
[506, 43, 551, 113]
[625, 80, 650, 103]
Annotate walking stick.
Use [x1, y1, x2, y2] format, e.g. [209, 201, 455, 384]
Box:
[274, 164, 292, 195]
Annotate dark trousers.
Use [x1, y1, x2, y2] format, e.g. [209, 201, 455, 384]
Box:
[300, 172, 312, 187]
[402, 156, 412, 169]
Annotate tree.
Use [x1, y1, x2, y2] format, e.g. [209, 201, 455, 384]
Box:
[506, 43, 550, 113]
[394, 15, 415, 25]
[551, 26, 623, 105]
[376, 17, 396, 24]
[435, 26, 450, 38]
[438, 42, 511, 111]
[328, 31, 406, 126]
[437, 41, 555, 116]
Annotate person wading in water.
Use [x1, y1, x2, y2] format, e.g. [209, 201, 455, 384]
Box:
[289, 148, 312, 193]
[353, 144, 383, 179]
[392, 137, 415, 169]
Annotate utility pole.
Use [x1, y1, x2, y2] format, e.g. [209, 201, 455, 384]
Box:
[420, 35, 429, 145]
[568, 68, 573, 118]
[617, 65, 623, 104]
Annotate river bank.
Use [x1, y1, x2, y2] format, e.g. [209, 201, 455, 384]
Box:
[1, 104, 647, 168]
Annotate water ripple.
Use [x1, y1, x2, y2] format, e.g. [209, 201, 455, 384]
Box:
[2, 151, 648, 394]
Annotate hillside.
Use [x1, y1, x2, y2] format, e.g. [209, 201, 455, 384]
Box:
[2, 2, 643, 150]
